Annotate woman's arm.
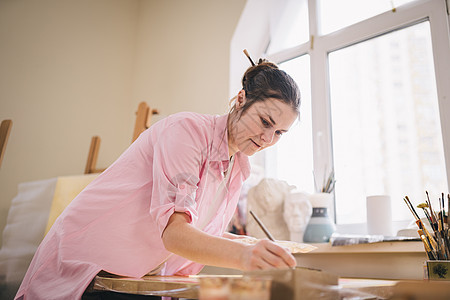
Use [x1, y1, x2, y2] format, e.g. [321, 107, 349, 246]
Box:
[222, 232, 247, 240]
[162, 212, 296, 271]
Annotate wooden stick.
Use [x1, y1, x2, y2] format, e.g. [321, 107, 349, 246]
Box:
[243, 49, 255, 66]
[0, 119, 12, 168]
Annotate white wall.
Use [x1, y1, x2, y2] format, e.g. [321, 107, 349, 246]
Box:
[0, 0, 246, 247]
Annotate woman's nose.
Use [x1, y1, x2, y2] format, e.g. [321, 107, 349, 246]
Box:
[261, 129, 275, 144]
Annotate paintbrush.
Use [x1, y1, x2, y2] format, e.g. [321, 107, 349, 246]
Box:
[405, 193, 450, 260]
[439, 193, 445, 231]
[404, 196, 420, 220]
[426, 191, 439, 227]
[419, 231, 437, 260]
[440, 193, 450, 258]
[249, 210, 275, 241]
[404, 197, 437, 254]
[447, 194, 450, 228]
[417, 203, 433, 229]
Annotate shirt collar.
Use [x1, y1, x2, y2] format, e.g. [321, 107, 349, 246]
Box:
[235, 151, 251, 180]
[210, 114, 230, 162]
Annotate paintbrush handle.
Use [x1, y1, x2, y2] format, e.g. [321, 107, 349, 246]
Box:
[249, 210, 275, 241]
[417, 220, 438, 251]
[447, 194, 450, 228]
[420, 234, 436, 260]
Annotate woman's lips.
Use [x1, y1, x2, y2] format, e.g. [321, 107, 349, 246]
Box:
[251, 139, 261, 148]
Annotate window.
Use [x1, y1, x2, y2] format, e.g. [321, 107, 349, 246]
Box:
[329, 21, 447, 224]
[239, 0, 450, 233]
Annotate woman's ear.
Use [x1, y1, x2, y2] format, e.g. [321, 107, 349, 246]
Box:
[235, 89, 247, 110]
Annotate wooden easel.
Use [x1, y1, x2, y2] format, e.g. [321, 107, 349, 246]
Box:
[0, 119, 12, 168]
[132, 102, 159, 143]
[84, 136, 103, 174]
[84, 102, 159, 174]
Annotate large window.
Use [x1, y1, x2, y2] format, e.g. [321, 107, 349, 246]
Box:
[329, 21, 447, 224]
[247, 0, 450, 232]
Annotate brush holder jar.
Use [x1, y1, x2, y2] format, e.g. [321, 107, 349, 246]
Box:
[303, 207, 336, 243]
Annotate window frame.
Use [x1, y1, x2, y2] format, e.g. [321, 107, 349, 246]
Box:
[263, 0, 450, 225]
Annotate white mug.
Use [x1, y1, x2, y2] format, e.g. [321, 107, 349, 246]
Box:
[366, 195, 393, 236]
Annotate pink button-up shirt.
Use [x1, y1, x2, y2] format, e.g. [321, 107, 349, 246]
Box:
[16, 112, 250, 300]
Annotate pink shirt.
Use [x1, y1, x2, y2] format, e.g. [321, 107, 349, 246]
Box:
[16, 112, 250, 300]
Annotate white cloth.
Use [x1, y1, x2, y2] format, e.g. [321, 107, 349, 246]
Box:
[0, 178, 57, 284]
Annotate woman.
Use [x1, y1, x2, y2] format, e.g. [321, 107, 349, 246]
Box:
[15, 54, 301, 300]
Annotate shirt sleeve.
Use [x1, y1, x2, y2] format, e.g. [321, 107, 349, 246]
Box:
[150, 118, 208, 237]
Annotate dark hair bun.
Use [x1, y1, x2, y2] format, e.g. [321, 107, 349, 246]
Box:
[241, 60, 300, 114]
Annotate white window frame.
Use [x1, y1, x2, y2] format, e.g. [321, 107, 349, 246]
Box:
[231, 0, 450, 229]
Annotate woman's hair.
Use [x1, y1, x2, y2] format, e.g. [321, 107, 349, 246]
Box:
[230, 59, 301, 115]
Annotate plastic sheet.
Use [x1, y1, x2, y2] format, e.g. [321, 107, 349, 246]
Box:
[0, 178, 58, 285]
[92, 274, 200, 298]
[199, 276, 271, 300]
[90, 268, 395, 299]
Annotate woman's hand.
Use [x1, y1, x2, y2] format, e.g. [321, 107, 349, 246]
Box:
[239, 239, 297, 271]
[163, 213, 296, 271]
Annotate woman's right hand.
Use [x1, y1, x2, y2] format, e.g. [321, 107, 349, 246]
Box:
[239, 239, 297, 271]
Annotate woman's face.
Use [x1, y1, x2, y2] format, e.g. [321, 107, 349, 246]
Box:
[228, 91, 298, 157]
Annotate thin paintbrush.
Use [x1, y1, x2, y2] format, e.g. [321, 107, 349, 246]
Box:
[446, 194, 450, 233]
[426, 191, 439, 227]
[429, 193, 448, 259]
[447, 194, 450, 229]
[249, 210, 275, 241]
[404, 196, 420, 220]
[417, 203, 433, 229]
[440, 193, 445, 231]
[323, 171, 336, 193]
[416, 202, 440, 252]
[440, 193, 450, 258]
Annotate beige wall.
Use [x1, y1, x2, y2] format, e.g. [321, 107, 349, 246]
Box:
[0, 0, 246, 247]
[133, 0, 244, 116]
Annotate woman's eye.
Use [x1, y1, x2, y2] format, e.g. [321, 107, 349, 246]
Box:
[275, 130, 283, 136]
[261, 118, 270, 127]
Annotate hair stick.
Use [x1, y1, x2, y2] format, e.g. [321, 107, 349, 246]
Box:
[243, 49, 255, 66]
